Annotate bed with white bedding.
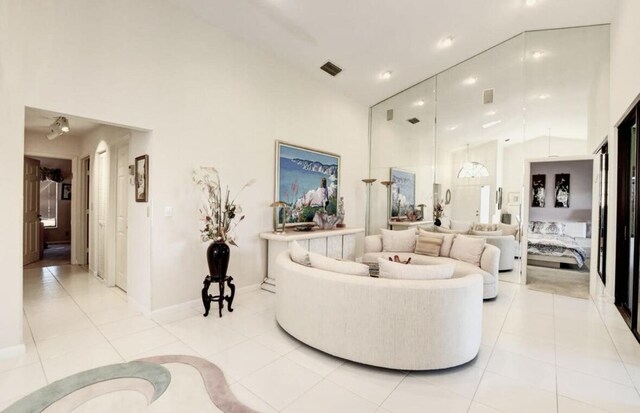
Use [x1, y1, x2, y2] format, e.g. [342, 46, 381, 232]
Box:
[527, 221, 589, 268]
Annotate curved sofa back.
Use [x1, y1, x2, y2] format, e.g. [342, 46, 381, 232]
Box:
[275, 251, 484, 370]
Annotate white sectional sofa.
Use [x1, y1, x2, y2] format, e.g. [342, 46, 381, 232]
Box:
[362, 234, 500, 299]
[275, 251, 484, 370]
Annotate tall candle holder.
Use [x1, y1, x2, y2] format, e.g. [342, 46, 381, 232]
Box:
[380, 180, 393, 229]
[270, 201, 288, 233]
[361, 178, 377, 235]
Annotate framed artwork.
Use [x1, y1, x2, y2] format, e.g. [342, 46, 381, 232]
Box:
[531, 174, 546, 207]
[135, 155, 149, 203]
[61, 183, 71, 200]
[507, 191, 520, 206]
[390, 168, 416, 218]
[275, 141, 340, 225]
[555, 173, 570, 208]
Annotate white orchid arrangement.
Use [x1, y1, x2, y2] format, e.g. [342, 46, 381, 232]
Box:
[192, 166, 255, 246]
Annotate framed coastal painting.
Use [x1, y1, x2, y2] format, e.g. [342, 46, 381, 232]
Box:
[275, 141, 340, 225]
[390, 168, 416, 218]
[555, 173, 570, 208]
[135, 155, 149, 203]
[531, 174, 546, 207]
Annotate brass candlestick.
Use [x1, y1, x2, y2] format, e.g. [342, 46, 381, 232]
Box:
[270, 201, 288, 233]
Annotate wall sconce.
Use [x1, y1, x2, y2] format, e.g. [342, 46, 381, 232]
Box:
[270, 201, 288, 233]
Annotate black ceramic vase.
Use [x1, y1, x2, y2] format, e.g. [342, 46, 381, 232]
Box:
[434, 218, 442, 227]
[206, 241, 230, 280]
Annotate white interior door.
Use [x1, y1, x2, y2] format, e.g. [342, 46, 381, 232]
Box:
[452, 185, 482, 222]
[23, 157, 41, 265]
[96, 151, 107, 278]
[479, 185, 491, 223]
[115, 145, 128, 291]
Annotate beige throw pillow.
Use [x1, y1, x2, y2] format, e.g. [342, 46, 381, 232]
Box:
[450, 220, 473, 232]
[497, 223, 519, 238]
[414, 235, 442, 257]
[289, 240, 310, 266]
[380, 228, 417, 252]
[436, 226, 469, 235]
[417, 229, 455, 257]
[377, 258, 455, 280]
[470, 230, 504, 236]
[309, 253, 370, 276]
[449, 236, 486, 267]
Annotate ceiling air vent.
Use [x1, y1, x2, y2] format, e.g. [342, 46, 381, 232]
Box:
[407, 117, 420, 124]
[387, 109, 394, 121]
[483, 88, 494, 104]
[320, 61, 342, 77]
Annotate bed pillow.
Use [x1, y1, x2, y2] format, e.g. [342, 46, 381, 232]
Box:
[449, 235, 486, 267]
[377, 258, 455, 280]
[309, 252, 370, 276]
[450, 220, 473, 232]
[414, 234, 443, 257]
[418, 229, 455, 257]
[380, 228, 417, 252]
[497, 223, 519, 238]
[470, 230, 503, 236]
[289, 240, 311, 266]
[536, 221, 566, 235]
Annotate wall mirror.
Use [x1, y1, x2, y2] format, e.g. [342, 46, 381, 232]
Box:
[368, 25, 609, 284]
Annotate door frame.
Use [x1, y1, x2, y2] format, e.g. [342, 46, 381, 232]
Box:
[521, 154, 595, 285]
[115, 142, 129, 291]
[24, 151, 80, 265]
[79, 156, 90, 266]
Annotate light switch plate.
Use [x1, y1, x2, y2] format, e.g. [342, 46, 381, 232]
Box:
[164, 206, 173, 217]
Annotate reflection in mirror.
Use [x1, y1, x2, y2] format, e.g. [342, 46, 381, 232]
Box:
[369, 77, 436, 234]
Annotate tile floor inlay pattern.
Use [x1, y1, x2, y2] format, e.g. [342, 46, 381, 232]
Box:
[1, 264, 639, 412]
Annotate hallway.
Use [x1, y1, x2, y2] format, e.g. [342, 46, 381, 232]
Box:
[2, 265, 640, 412]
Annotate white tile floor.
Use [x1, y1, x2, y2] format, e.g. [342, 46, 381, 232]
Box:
[2, 264, 640, 412]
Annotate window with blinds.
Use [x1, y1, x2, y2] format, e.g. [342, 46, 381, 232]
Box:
[40, 180, 58, 228]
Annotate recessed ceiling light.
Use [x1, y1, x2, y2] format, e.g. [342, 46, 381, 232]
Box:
[482, 120, 502, 129]
[505, 138, 511, 142]
[463, 76, 478, 85]
[538, 94, 550, 100]
[438, 36, 455, 49]
[486, 110, 497, 116]
[525, 0, 537, 6]
[380, 71, 392, 80]
[532, 50, 545, 59]
[414, 100, 425, 107]
[448, 125, 459, 131]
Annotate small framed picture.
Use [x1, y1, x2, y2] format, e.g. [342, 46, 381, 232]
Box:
[507, 191, 520, 206]
[135, 155, 149, 202]
[61, 183, 72, 200]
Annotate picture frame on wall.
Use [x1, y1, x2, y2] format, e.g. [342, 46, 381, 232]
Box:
[507, 191, 520, 206]
[61, 183, 71, 200]
[555, 173, 570, 208]
[531, 174, 546, 207]
[135, 155, 149, 203]
[275, 141, 340, 226]
[390, 168, 416, 218]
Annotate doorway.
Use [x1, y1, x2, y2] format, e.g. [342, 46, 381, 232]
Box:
[115, 144, 129, 291]
[615, 100, 640, 339]
[96, 150, 108, 279]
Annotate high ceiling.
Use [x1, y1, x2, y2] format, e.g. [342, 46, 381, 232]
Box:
[171, 0, 617, 106]
[24, 108, 102, 138]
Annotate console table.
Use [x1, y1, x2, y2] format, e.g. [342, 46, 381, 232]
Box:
[388, 220, 432, 230]
[259, 227, 364, 292]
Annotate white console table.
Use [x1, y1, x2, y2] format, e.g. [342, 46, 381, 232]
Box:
[388, 220, 432, 230]
[259, 227, 364, 292]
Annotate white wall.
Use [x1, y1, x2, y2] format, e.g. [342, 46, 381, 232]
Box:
[529, 160, 593, 223]
[0, 0, 368, 351]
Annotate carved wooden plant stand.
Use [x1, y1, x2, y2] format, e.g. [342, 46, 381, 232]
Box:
[201, 275, 235, 318]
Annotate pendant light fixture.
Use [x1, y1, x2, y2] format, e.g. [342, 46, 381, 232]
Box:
[457, 144, 489, 178]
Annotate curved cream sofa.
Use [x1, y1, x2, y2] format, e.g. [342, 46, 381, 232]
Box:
[363, 235, 500, 299]
[275, 251, 484, 370]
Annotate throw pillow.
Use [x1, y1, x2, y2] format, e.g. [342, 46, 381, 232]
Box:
[449, 235, 486, 267]
[436, 226, 469, 235]
[289, 240, 310, 266]
[473, 223, 498, 232]
[536, 221, 566, 235]
[377, 257, 455, 280]
[470, 230, 504, 236]
[309, 252, 370, 276]
[380, 228, 417, 252]
[414, 235, 443, 257]
[497, 223, 519, 238]
[450, 220, 473, 232]
[418, 229, 455, 257]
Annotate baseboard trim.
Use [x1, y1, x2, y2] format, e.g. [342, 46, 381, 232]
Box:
[0, 343, 26, 359]
[149, 282, 263, 319]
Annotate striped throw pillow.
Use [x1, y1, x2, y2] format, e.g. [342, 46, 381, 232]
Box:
[414, 235, 443, 257]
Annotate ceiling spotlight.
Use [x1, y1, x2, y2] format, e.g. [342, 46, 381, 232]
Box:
[486, 110, 497, 116]
[415, 100, 425, 106]
[448, 125, 459, 131]
[380, 71, 392, 80]
[438, 36, 455, 49]
[538, 94, 550, 100]
[525, 0, 537, 6]
[463, 76, 478, 85]
[482, 120, 502, 129]
[532, 50, 545, 59]
[46, 116, 70, 140]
